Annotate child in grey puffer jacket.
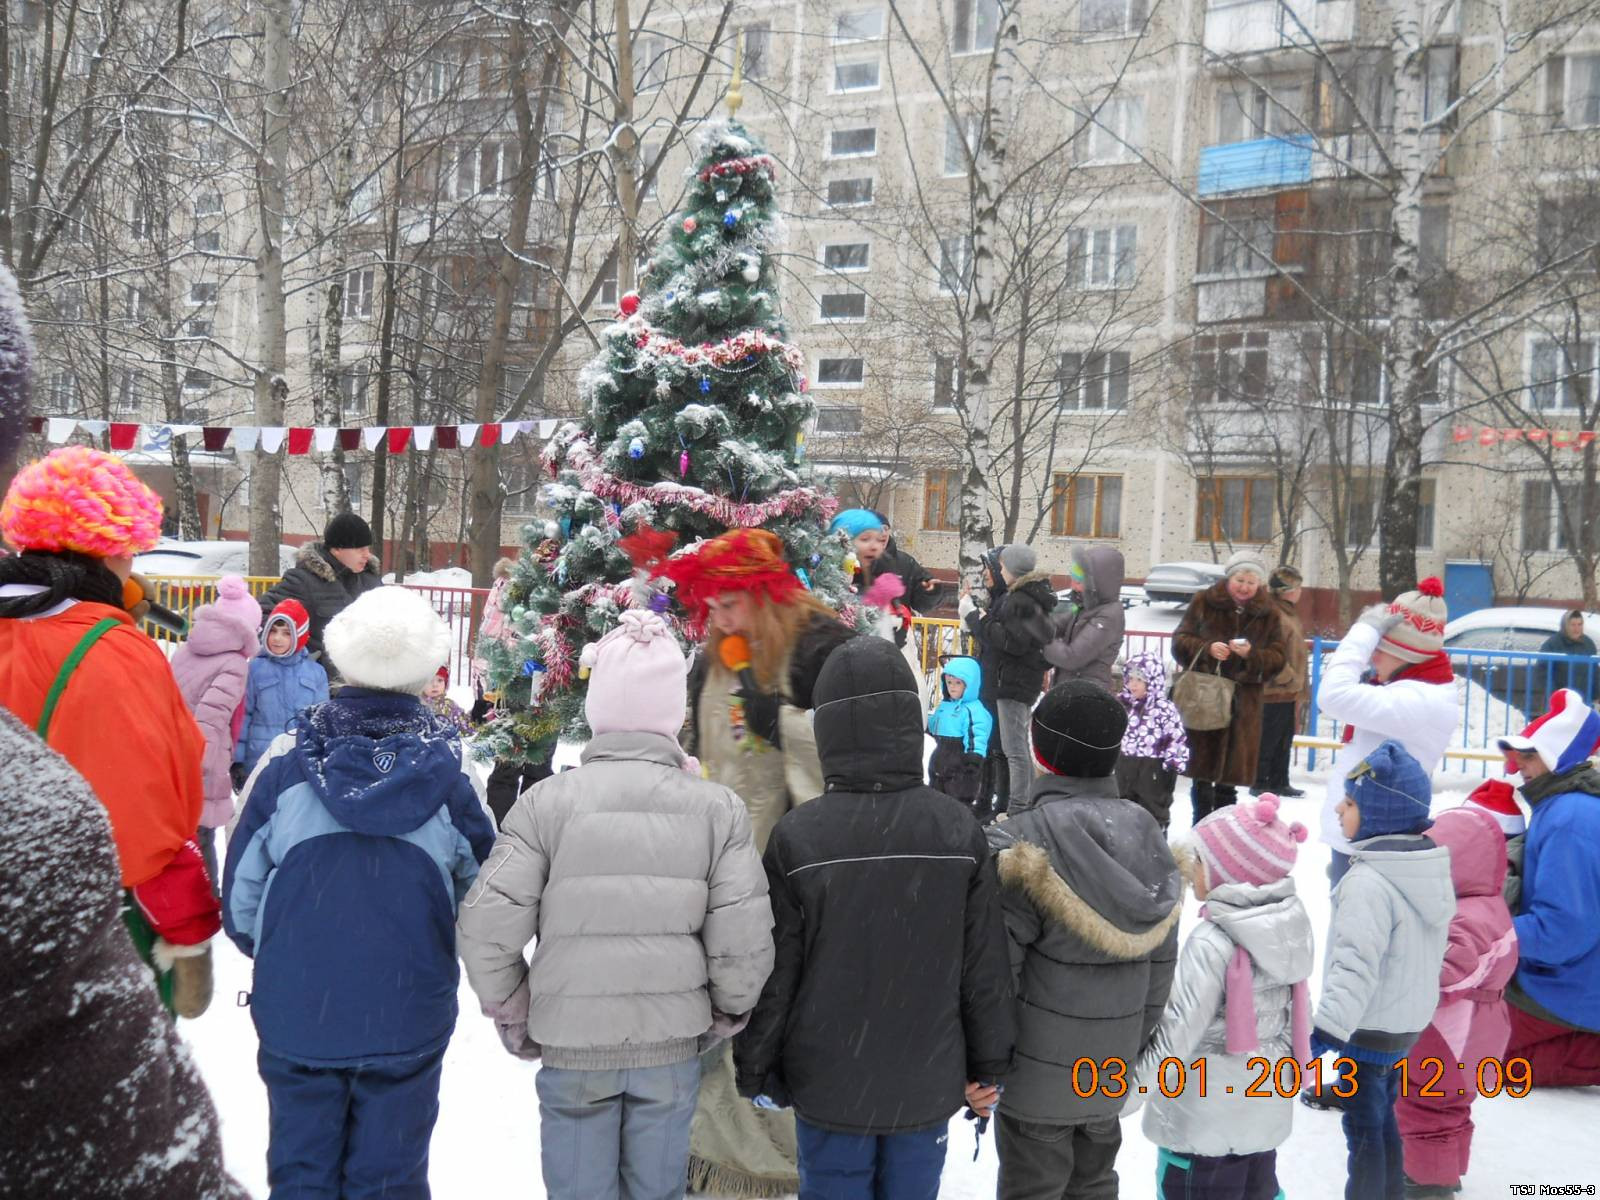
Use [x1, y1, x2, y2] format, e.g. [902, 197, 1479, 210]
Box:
[1130, 794, 1314, 1200]
[456, 610, 774, 1200]
[1315, 740, 1455, 1200]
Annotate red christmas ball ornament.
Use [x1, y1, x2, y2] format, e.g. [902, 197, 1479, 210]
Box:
[619, 291, 641, 317]
[682, 216, 697, 234]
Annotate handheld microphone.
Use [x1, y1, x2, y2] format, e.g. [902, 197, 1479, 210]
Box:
[717, 634, 759, 695]
[122, 574, 190, 637]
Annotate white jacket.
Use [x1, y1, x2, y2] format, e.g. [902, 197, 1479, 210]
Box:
[1317, 622, 1461, 852]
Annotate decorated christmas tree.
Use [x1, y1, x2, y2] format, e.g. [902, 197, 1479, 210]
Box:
[478, 122, 855, 760]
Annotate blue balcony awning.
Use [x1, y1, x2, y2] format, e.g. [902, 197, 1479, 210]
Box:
[1197, 134, 1314, 196]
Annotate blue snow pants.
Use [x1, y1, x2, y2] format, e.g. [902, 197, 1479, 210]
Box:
[795, 1117, 948, 1200]
[1341, 1059, 1405, 1200]
[258, 1045, 445, 1199]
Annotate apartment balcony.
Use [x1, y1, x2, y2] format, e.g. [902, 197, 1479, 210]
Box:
[1197, 135, 1314, 197]
[1202, 0, 1355, 59]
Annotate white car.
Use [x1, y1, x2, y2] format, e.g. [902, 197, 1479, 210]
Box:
[1442, 606, 1600, 708]
[134, 539, 299, 578]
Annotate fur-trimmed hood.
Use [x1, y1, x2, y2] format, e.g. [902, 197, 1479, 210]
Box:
[1006, 568, 1056, 598]
[296, 541, 381, 584]
[994, 779, 1182, 959]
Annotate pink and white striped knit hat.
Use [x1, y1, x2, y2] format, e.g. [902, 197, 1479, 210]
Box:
[1192, 794, 1309, 889]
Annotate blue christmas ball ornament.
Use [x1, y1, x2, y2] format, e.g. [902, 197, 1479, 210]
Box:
[628, 436, 645, 459]
[810, 553, 821, 566]
[698, 377, 711, 393]
[648, 592, 673, 613]
[723, 210, 738, 228]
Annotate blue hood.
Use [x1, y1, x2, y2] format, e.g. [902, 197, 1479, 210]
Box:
[941, 655, 983, 702]
[294, 688, 466, 836]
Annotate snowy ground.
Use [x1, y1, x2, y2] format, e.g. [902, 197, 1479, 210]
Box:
[185, 753, 1600, 1198]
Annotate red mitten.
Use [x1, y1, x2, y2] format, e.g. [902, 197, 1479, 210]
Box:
[131, 839, 222, 947]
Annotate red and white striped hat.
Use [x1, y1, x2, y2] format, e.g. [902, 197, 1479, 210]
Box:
[1461, 777, 1526, 837]
[1378, 577, 1449, 664]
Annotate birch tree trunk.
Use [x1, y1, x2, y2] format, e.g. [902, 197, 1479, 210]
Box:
[959, 5, 1015, 581]
[1377, 0, 1429, 595]
[307, 121, 353, 517]
[249, 0, 292, 575]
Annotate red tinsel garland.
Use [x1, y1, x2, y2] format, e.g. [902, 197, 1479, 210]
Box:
[696, 154, 777, 183]
[624, 324, 807, 376]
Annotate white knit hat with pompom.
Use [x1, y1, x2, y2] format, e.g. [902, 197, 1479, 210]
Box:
[324, 586, 451, 694]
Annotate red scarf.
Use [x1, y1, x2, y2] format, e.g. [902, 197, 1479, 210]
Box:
[1341, 651, 1455, 743]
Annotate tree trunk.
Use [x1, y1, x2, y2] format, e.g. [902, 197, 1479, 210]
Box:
[958, 8, 1015, 581]
[1376, 0, 1429, 596]
[313, 102, 357, 518]
[1003, 279, 1030, 544]
[368, 139, 405, 567]
[249, 0, 292, 576]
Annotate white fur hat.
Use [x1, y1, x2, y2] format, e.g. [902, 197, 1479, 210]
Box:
[324, 586, 452, 694]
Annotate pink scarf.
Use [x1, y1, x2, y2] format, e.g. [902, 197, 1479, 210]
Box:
[1205, 906, 1312, 1063]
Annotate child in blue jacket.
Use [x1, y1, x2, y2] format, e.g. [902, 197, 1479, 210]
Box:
[222, 587, 495, 1198]
[232, 598, 329, 786]
[928, 655, 994, 821]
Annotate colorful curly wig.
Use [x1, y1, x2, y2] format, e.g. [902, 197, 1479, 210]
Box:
[1, 445, 164, 558]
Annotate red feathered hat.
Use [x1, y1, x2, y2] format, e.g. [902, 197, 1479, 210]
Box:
[637, 527, 804, 618]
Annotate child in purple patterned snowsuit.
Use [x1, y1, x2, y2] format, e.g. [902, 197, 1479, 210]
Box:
[1115, 651, 1190, 830]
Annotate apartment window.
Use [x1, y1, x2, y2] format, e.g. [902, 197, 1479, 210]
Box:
[1073, 96, 1143, 163]
[343, 461, 365, 513]
[634, 34, 667, 91]
[47, 371, 77, 408]
[742, 24, 771, 80]
[638, 141, 660, 200]
[1067, 224, 1137, 289]
[339, 366, 371, 420]
[451, 141, 514, 198]
[115, 370, 145, 419]
[423, 57, 453, 101]
[826, 177, 875, 207]
[1080, 0, 1147, 35]
[953, 0, 999, 53]
[834, 8, 884, 41]
[924, 468, 960, 531]
[1198, 212, 1275, 275]
[1548, 53, 1600, 128]
[1537, 196, 1599, 272]
[1196, 476, 1274, 543]
[829, 126, 877, 158]
[938, 235, 974, 293]
[1217, 82, 1304, 142]
[126, 286, 146, 321]
[1522, 480, 1577, 552]
[934, 354, 963, 410]
[345, 268, 375, 319]
[1529, 338, 1597, 411]
[1051, 474, 1123, 538]
[1058, 350, 1130, 410]
[815, 405, 864, 433]
[598, 267, 618, 307]
[833, 59, 880, 92]
[1346, 478, 1437, 551]
[822, 242, 871, 271]
[194, 230, 221, 253]
[943, 113, 980, 176]
[188, 282, 218, 305]
[185, 317, 213, 338]
[182, 368, 214, 394]
[130, 197, 154, 240]
[1423, 45, 1458, 125]
[194, 191, 223, 218]
[1339, 338, 1445, 408]
[1194, 331, 1269, 405]
[816, 356, 865, 386]
[819, 291, 867, 321]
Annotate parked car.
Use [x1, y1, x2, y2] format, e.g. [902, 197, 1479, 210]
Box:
[134, 538, 298, 578]
[1141, 560, 1226, 605]
[1443, 606, 1600, 714]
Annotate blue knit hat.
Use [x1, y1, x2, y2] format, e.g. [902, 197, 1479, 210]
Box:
[829, 508, 886, 539]
[1345, 739, 1432, 838]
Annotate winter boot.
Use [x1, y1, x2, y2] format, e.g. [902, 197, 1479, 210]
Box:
[1404, 1178, 1461, 1198]
[162, 941, 215, 1019]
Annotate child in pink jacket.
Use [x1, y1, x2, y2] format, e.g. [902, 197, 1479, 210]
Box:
[169, 575, 261, 890]
[1395, 805, 1519, 1198]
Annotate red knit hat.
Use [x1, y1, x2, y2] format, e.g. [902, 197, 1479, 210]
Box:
[1461, 778, 1526, 837]
[265, 599, 310, 655]
[639, 527, 804, 619]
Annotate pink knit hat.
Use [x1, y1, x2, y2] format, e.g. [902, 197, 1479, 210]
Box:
[1192, 793, 1309, 889]
[209, 574, 263, 634]
[1, 445, 163, 558]
[582, 610, 688, 740]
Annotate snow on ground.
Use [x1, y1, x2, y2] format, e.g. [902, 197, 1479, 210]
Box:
[185, 754, 1600, 1198]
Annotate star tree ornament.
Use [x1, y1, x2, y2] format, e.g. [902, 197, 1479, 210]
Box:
[477, 83, 857, 765]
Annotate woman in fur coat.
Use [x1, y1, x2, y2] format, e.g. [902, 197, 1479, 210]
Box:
[1172, 551, 1288, 824]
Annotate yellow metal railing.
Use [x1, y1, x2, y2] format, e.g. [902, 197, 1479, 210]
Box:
[910, 616, 971, 676]
[141, 575, 280, 646]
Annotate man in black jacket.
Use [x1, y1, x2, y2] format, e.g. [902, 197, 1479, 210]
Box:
[734, 636, 1015, 1200]
[257, 512, 384, 678]
[961, 544, 1057, 812]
